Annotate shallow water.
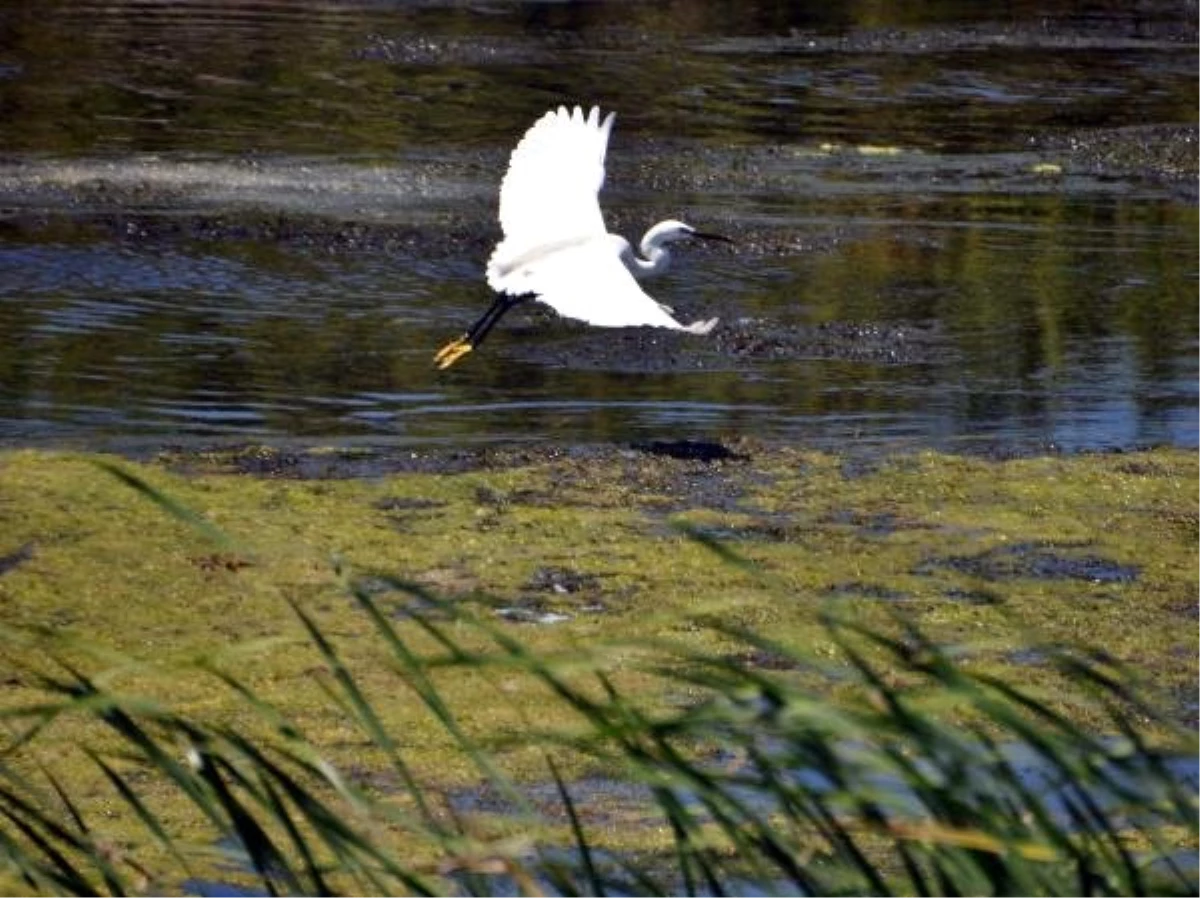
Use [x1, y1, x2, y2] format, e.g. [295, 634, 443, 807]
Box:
[0, 0, 1196, 451]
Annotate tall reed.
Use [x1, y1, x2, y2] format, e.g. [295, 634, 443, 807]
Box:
[0, 465, 1192, 895]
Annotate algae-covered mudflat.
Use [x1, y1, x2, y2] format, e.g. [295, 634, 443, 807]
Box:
[4, 443, 1195, 706]
[0, 443, 1194, 872]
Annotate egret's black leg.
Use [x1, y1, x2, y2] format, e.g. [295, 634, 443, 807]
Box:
[434, 294, 531, 369]
[467, 294, 528, 346]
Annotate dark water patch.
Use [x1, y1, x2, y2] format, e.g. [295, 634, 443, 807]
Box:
[446, 774, 653, 825]
[1168, 597, 1200, 620]
[495, 602, 575, 626]
[682, 523, 774, 544]
[183, 879, 269, 898]
[190, 553, 252, 574]
[501, 568, 628, 623]
[824, 581, 909, 602]
[359, 578, 475, 623]
[438, 737, 1198, 895]
[0, 542, 35, 577]
[373, 495, 446, 513]
[630, 438, 745, 462]
[916, 541, 1141, 584]
[373, 494, 447, 532]
[952, 440, 1070, 462]
[525, 566, 602, 596]
[942, 586, 1003, 606]
[472, 484, 509, 510]
[726, 648, 805, 672]
[1170, 685, 1199, 730]
[1004, 647, 1053, 667]
[838, 455, 884, 480]
[679, 512, 807, 544]
[822, 508, 932, 537]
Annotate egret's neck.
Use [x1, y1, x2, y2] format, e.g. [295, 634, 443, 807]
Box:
[628, 233, 671, 278]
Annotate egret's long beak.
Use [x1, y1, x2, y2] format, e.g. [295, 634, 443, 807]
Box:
[691, 231, 733, 244]
[434, 334, 473, 369]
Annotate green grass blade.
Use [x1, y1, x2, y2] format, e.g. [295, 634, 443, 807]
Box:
[95, 461, 236, 550]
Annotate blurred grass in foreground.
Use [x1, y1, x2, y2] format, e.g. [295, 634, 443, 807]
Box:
[0, 464, 1194, 896]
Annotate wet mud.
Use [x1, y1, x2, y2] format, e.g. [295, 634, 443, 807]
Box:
[148, 433, 1165, 484]
[629, 439, 746, 462]
[151, 437, 769, 484]
[697, 11, 1197, 56]
[489, 312, 949, 370]
[492, 565, 613, 625]
[914, 541, 1142, 585]
[1030, 124, 1198, 199]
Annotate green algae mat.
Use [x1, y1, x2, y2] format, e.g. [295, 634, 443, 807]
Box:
[0, 442, 1195, 891]
[2, 443, 1195, 733]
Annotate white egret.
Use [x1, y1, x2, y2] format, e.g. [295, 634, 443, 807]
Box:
[434, 105, 726, 369]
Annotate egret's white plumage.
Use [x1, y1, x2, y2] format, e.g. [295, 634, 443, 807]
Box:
[491, 105, 613, 271]
[434, 104, 723, 369]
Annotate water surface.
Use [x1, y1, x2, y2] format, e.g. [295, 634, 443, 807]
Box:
[0, 0, 1195, 451]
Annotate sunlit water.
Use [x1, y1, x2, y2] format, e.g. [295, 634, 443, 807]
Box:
[0, 0, 1195, 452]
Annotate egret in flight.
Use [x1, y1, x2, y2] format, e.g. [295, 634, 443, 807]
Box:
[434, 105, 726, 369]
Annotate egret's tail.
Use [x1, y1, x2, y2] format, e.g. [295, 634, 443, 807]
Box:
[680, 317, 719, 335]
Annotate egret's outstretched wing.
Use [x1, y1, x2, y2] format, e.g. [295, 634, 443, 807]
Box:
[488, 106, 614, 289]
[499, 105, 612, 242]
[503, 236, 716, 333]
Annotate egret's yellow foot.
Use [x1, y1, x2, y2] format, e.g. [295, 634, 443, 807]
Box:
[434, 335, 473, 369]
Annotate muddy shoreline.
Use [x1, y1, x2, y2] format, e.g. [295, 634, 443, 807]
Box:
[143, 434, 1171, 483]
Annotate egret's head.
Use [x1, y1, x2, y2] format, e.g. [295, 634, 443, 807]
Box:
[643, 219, 732, 250]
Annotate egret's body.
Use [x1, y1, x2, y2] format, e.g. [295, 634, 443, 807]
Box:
[435, 105, 723, 368]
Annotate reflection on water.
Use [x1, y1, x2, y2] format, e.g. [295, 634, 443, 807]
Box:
[0, 0, 1195, 451]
